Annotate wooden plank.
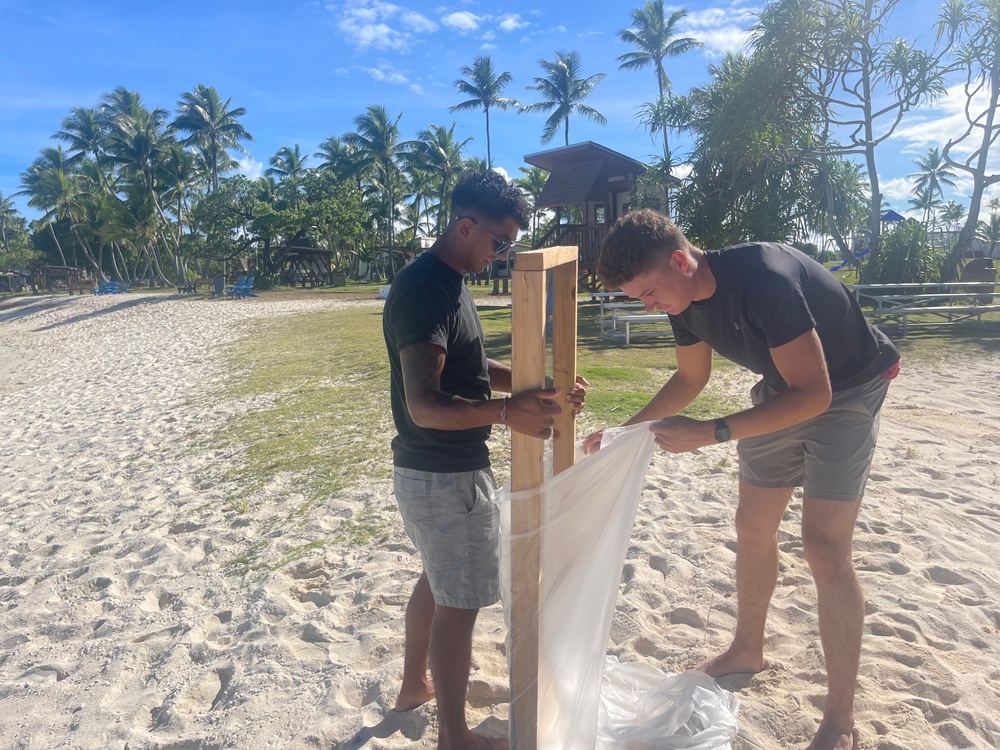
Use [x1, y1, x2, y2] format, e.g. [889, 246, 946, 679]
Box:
[552, 259, 578, 476]
[514, 245, 579, 272]
[510, 267, 546, 750]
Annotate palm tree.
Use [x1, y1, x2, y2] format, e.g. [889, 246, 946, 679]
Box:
[514, 166, 549, 245]
[265, 144, 310, 181]
[345, 105, 405, 281]
[172, 84, 254, 192]
[316, 136, 361, 183]
[523, 51, 607, 146]
[404, 123, 472, 235]
[617, 2, 702, 162]
[908, 147, 956, 215]
[449, 55, 520, 168]
[976, 213, 1000, 257]
[18, 147, 76, 265]
[908, 185, 943, 227]
[941, 200, 967, 234]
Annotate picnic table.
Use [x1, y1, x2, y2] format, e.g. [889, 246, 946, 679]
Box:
[849, 282, 1000, 336]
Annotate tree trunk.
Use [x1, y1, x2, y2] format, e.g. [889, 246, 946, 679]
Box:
[485, 107, 492, 168]
[48, 221, 68, 266]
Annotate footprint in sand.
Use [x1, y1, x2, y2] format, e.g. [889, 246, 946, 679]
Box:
[12, 664, 70, 684]
[173, 666, 235, 715]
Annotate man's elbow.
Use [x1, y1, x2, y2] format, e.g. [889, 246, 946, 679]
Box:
[809, 382, 833, 416]
[407, 402, 438, 429]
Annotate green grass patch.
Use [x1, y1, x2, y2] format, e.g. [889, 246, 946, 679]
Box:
[204, 291, 996, 575]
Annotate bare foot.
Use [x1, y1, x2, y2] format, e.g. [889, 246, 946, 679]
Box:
[805, 723, 858, 750]
[689, 647, 769, 678]
[393, 677, 435, 712]
[441, 729, 509, 750]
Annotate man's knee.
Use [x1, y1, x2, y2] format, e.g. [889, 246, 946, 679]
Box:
[802, 529, 855, 578]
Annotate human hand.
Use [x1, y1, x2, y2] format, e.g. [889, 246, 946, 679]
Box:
[581, 429, 605, 455]
[649, 416, 715, 453]
[566, 375, 590, 416]
[505, 388, 562, 439]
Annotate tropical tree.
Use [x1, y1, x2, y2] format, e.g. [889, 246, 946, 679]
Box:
[941, 200, 966, 234]
[315, 136, 361, 184]
[265, 144, 310, 181]
[909, 147, 956, 211]
[404, 123, 471, 235]
[617, 2, 702, 165]
[172, 84, 254, 192]
[0, 191, 37, 270]
[344, 105, 405, 281]
[751, 0, 951, 278]
[523, 51, 607, 146]
[514, 166, 549, 245]
[936, 0, 1000, 278]
[908, 185, 944, 227]
[449, 56, 519, 168]
[976, 212, 1000, 257]
[18, 147, 76, 265]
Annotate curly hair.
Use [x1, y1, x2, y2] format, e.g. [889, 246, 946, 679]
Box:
[451, 170, 532, 231]
[597, 209, 690, 289]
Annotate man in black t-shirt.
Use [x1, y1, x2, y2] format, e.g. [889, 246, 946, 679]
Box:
[586, 209, 899, 750]
[383, 171, 585, 750]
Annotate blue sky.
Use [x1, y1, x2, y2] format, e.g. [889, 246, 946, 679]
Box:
[2, 0, 996, 226]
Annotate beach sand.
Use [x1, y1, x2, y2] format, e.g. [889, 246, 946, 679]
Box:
[0, 293, 997, 750]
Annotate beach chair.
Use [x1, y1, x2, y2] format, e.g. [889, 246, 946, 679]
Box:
[225, 275, 247, 297]
[93, 280, 120, 295]
[115, 280, 130, 294]
[230, 276, 256, 299]
[211, 275, 225, 298]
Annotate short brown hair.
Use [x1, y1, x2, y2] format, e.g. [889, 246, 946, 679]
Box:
[597, 209, 690, 289]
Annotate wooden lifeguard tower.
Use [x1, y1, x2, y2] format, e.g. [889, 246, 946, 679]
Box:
[524, 142, 648, 292]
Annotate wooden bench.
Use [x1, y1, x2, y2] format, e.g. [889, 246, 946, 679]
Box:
[610, 312, 673, 345]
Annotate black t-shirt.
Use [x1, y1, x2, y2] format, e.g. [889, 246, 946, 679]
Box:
[669, 242, 900, 392]
[383, 253, 492, 472]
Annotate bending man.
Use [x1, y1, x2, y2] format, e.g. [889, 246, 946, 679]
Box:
[586, 209, 898, 750]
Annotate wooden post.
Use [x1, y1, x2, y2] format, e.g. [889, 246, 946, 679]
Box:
[509, 245, 578, 749]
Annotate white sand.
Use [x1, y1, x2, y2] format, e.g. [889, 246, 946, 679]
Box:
[1, 293, 998, 750]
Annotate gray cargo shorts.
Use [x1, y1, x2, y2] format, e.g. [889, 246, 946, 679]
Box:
[738, 373, 892, 501]
[393, 466, 500, 609]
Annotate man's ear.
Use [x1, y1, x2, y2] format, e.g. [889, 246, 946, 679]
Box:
[670, 249, 689, 274]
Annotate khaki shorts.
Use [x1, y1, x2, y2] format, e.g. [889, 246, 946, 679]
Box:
[738, 373, 891, 501]
[393, 466, 500, 609]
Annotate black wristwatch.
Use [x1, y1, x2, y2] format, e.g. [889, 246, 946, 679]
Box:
[714, 418, 731, 443]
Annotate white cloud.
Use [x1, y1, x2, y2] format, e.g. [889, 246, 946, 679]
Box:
[236, 156, 264, 181]
[879, 176, 912, 204]
[332, 0, 436, 51]
[362, 64, 410, 85]
[442, 11, 480, 32]
[890, 83, 1000, 180]
[480, 42, 498, 50]
[498, 14, 528, 32]
[679, 5, 756, 57]
[482, 30, 495, 41]
[401, 10, 437, 33]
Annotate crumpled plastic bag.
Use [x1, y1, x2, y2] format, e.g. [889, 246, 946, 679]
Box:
[496, 423, 739, 750]
[598, 656, 739, 749]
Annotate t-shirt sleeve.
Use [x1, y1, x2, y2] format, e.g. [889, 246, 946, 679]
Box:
[746, 271, 816, 348]
[390, 286, 455, 352]
[668, 313, 702, 346]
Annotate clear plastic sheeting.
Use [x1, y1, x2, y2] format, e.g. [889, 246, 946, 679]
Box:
[598, 656, 739, 749]
[496, 423, 739, 750]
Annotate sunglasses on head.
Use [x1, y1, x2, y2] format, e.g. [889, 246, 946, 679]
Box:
[454, 215, 517, 257]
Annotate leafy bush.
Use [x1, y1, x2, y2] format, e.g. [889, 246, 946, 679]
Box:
[866, 221, 942, 283]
